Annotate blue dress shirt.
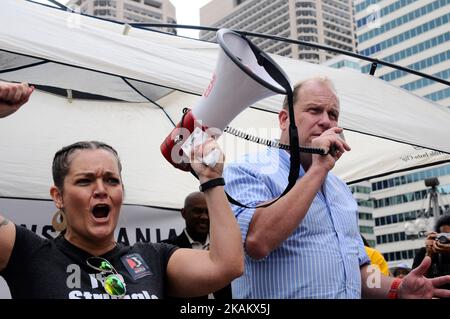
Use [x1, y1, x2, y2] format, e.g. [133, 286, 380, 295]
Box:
[224, 147, 370, 299]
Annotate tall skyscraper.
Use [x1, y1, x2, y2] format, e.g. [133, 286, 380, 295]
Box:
[199, 0, 357, 64]
[67, 0, 177, 34]
[354, 0, 449, 108]
[350, 182, 376, 247]
[353, 0, 450, 269]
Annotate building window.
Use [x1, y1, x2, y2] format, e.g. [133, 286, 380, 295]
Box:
[144, 0, 161, 9]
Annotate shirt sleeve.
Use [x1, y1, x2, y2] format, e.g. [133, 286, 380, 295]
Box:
[0, 224, 46, 278]
[357, 232, 371, 267]
[154, 242, 178, 268]
[224, 162, 273, 243]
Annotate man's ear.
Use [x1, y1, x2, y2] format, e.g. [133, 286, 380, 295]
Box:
[278, 109, 289, 131]
[50, 186, 63, 209]
[180, 208, 187, 220]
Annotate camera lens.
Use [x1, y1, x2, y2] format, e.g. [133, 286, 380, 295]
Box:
[437, 235, 450, 244]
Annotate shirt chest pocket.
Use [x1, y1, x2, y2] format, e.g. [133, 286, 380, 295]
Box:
[327, 190, 359, 236]
[297, 197, 335, 235]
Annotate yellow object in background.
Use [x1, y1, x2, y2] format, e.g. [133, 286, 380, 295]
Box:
[365, 246, 390, 276]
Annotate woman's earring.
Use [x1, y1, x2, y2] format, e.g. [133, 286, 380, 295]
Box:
[52, 209, 67, 232]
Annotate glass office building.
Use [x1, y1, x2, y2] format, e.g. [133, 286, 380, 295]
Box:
[354, 0, 449, 107]
[338, 0, 450, 268]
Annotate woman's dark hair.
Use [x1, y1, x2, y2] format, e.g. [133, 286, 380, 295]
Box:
[52, 141, 122, 190]
[434, 213, 450, 232]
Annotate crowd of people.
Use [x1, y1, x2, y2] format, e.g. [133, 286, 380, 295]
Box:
[1, 79, 449, 299]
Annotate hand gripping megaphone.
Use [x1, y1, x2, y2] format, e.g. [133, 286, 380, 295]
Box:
[160, 28, 290, 171]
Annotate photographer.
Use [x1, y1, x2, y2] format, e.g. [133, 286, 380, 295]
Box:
[413, 214, 450, 289]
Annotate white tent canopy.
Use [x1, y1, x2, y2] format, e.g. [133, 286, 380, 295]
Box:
[1, 0, 450, 209]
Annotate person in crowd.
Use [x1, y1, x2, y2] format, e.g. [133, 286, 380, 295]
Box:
[413, 214, 450, 289]
[0, 81, 34, 118]
[224, 76, 450, 299]
[362, 235, 390, 276]
[392, 264, 411, 279]
[0, 139, 243, 298]
[162, 191, 232, 299]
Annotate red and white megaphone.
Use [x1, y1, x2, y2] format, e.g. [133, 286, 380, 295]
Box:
[161, 28, 290, 171]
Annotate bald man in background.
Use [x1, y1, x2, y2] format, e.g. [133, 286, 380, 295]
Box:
[163, 192, 232, 299]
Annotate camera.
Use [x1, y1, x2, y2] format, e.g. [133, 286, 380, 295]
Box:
[436, 233, 450, 244]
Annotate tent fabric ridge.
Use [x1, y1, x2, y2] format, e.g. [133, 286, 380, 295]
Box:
[0, 60, 49, 75]
[125, 22, 450, 87]
[122, 77, 176, 126]
[341, 128, 450, 155]
[23, 1, 450, 87]
[0, 195, 181, 212]
[0, 49, 200, 101]
[45, 0, 69, 10]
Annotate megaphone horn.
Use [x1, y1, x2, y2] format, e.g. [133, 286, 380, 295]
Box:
[160, 28, 290, 171]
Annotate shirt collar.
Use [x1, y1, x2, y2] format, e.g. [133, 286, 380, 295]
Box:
[183, 229, 210, 250]
[269, 146, 306, 178]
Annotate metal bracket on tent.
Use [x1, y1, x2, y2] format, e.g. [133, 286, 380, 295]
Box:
[66, 89, 73, 103]
[123, 24, 131, 35]
[369, 62, 378, 75]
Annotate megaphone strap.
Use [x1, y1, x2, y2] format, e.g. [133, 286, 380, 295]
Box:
[222, 33, 300, 209]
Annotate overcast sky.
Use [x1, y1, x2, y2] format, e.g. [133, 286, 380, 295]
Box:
[169, 0, 211, 38]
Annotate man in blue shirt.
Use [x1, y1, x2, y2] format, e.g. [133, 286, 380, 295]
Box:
[224, 77, 450, 299]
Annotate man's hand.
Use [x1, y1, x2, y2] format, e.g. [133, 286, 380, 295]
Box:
[425, 232, 438, 256]
[424, 232, 450, 256]
[0, 82, 34, 118]
[398, 256, 450, 298]
[311, 127, 351, 171]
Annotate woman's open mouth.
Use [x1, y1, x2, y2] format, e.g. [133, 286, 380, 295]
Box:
[91, 203, 111, 219]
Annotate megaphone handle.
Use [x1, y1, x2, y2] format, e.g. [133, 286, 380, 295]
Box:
[327, 144, 337, 157]
[203, 148, 221, 168]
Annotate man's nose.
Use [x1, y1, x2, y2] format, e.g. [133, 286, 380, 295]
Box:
[318, 112, 331, 127]
[200, 210, 209, 220]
